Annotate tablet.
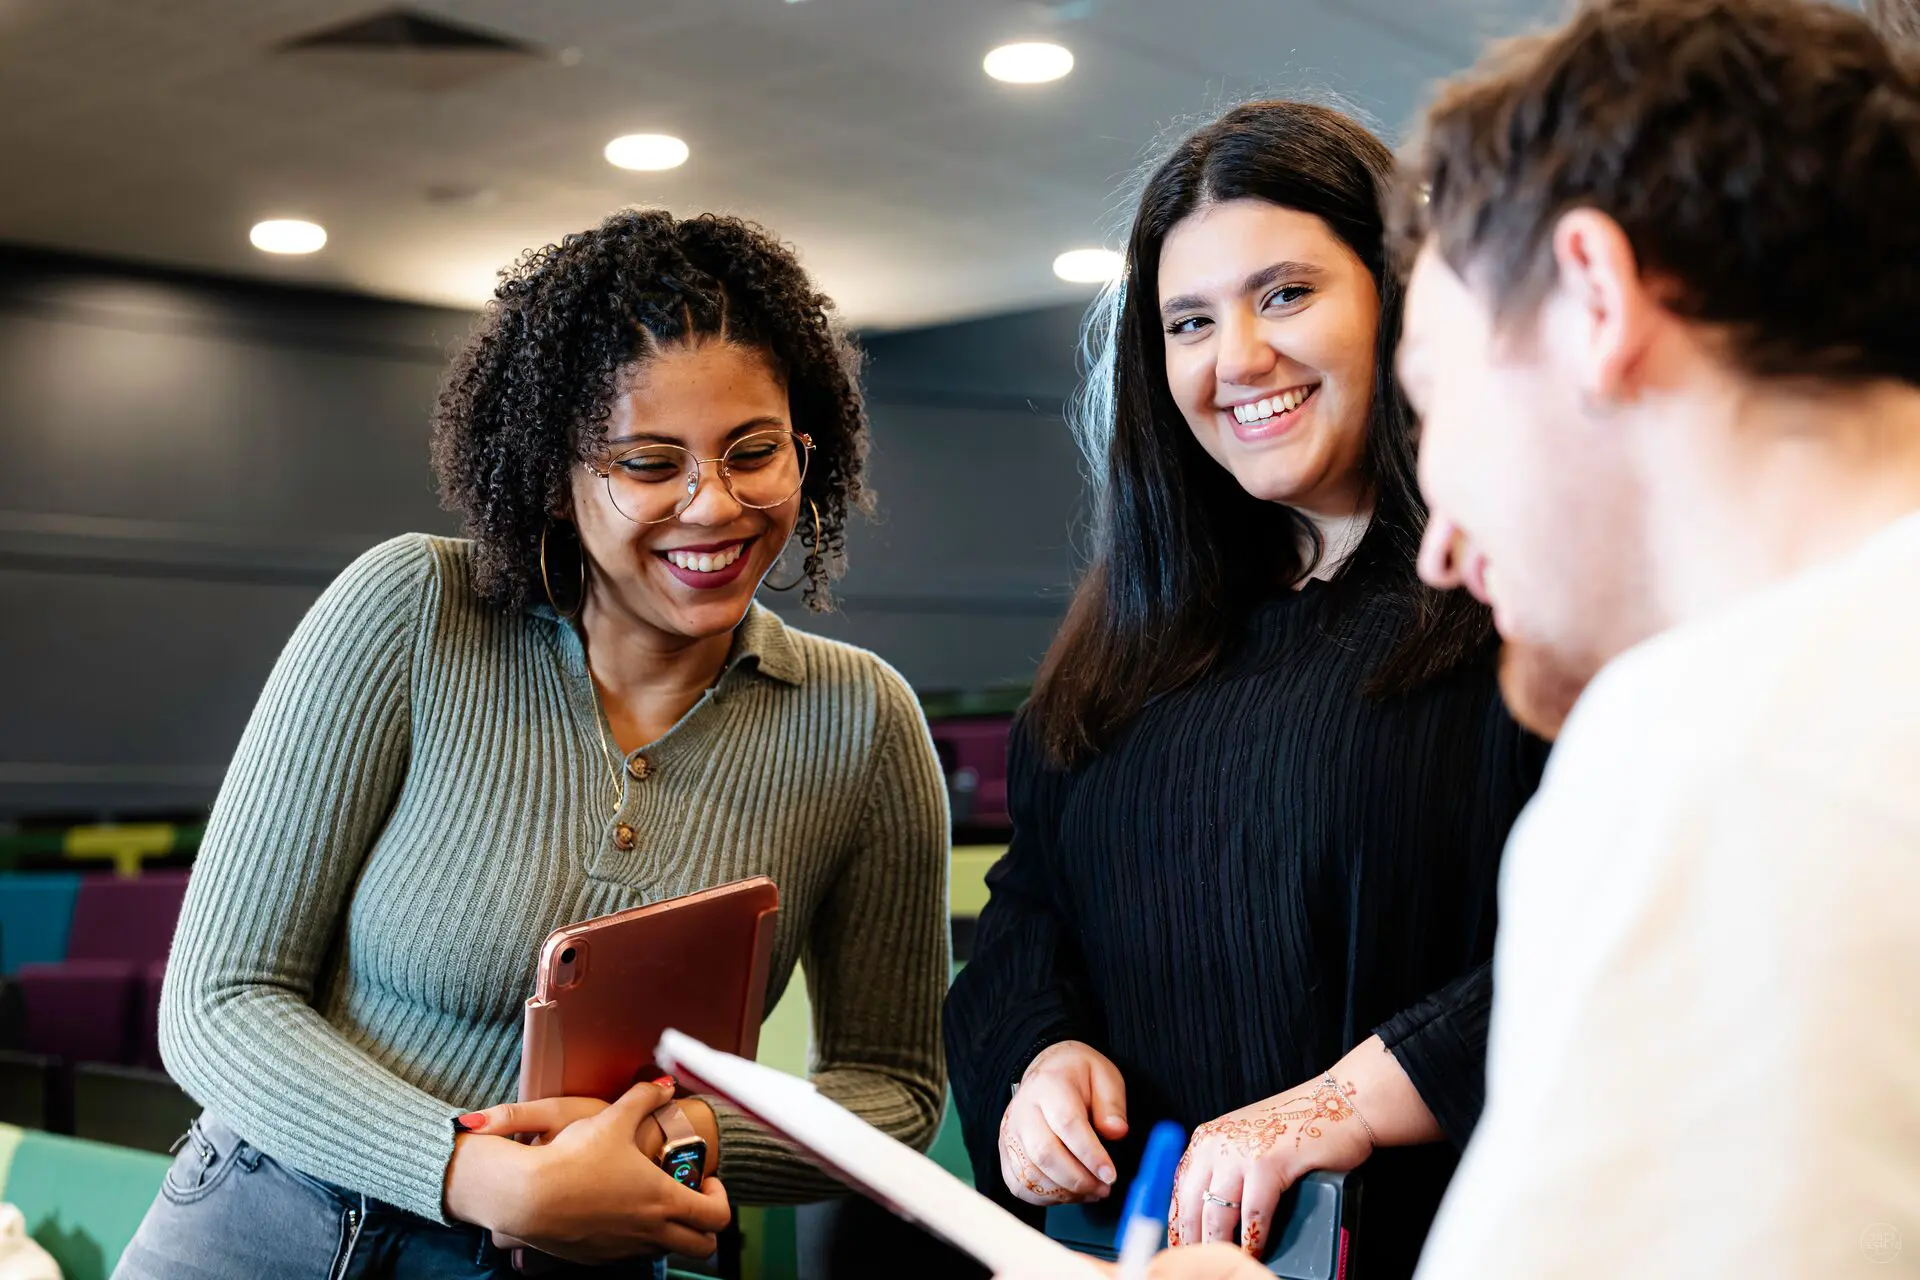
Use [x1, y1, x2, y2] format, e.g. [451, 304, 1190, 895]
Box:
[519, 876, 780, 1106]
[508, 879, 780, 1272]
[656, 1028, 1103, 1278]
[1046, 1170, 1358, 1279]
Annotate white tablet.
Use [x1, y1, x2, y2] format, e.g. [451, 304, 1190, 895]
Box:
[655, 1028, 1101, 1278]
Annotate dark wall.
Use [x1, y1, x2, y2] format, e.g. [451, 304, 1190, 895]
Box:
[0, 247, 1089, 819]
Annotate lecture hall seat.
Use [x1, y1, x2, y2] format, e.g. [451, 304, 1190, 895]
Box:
[17, 872, 188, 1065]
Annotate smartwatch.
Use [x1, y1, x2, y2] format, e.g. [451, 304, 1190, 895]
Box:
[652, 1100, 709, 1188]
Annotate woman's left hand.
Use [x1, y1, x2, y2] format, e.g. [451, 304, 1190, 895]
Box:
[1168, 1075, 1374, 1257]
[460, 1094, 720, 1178]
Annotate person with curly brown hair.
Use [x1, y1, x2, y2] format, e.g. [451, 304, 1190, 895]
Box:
[115, 209, 952, 1279]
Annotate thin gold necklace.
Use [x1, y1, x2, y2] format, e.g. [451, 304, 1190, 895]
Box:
[578, 629, 623, 820]
[588, 686, 623, 820]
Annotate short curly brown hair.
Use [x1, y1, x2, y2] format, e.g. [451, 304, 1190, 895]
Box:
[1393, 0, 1920, 389]
[431, 208, 871, 612]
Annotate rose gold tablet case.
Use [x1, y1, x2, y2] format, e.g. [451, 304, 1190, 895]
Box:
[508, 876, 779, 1272]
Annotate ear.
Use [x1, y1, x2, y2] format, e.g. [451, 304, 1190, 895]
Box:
[1546, 209, 1657, 409]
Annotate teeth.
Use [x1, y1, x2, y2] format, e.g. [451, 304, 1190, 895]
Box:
[1228, 387, 1313, 425]
[665, 543, 746, 573]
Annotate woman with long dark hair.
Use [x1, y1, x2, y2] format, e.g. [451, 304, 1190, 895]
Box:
[944, 102, 1547, 1277]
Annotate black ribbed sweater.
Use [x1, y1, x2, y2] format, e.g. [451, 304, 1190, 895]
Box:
[944, 575, 1548, 1278]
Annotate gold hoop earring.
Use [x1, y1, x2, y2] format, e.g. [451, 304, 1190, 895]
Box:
[765, 499, 823, 594]
[540, 520, 586, 620]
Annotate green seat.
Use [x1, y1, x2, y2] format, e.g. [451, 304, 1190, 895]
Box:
[0, 1123, 169, 1280]
[925, 1093, 973, 1186]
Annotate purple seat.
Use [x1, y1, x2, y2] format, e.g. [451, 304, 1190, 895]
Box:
[137, 960, 167, 1069]
[927, 717, 1013, 829]
[67, 870, 190, 966]
[17, 958, 138, 1064]
[17, 871, 189, 1064]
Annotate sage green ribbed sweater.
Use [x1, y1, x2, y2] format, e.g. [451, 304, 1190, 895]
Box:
[158, 533, 951, 1223]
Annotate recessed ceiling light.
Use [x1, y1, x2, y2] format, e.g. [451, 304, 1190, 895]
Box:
[604, 133, 690, 171]
[250, 219, 327, 255]
[984, 41, 1074, 84]
[1053, 248, 1122, 284]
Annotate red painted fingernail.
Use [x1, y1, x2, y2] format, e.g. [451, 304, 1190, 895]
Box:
[455, 1112, 488, 1132]
[652, 1074, 676, 1089]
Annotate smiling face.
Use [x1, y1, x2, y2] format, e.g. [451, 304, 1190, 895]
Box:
[1157, 198, 1381, 519]
[568, 339, 802, 646]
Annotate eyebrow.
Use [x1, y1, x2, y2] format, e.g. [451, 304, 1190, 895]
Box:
[1160, 259, 1328, 319]
[606, 415, 787, 448]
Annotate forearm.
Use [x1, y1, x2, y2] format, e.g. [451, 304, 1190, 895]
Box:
[1330, 1034, 1443, 1149]
[1373, 962, 1495, 1148]
[724, 673, 949, 1204]
[707, 1063, 943, 1203]
[162, 978, 468, 1221]
[444, 1133, 532, 1232]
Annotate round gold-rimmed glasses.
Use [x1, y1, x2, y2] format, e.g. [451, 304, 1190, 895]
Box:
[587, 429, 813, 526]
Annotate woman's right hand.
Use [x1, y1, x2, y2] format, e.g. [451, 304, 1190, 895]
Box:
[446, 1078, 732, 1263]
[998, 1040, 1129, 1205]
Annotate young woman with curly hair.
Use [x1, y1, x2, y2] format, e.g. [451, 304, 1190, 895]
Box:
[116, 209, 952, 1279]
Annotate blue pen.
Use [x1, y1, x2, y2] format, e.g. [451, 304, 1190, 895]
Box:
[1115, 1120, 1186, 1280]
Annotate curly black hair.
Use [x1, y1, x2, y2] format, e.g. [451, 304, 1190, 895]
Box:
[431, 208, 871, 613]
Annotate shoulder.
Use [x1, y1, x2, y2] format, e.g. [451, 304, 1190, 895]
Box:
[1512, 523, 1920, 924]
[775, 616, 922, 719]
[331, 531, 437, 593]
[739, 606, 930, 753]
[1561, 520, 1920, 786]
[315, 534, 524, 660]
[341, 533, 522, 621]
[330, 532, 486, 599]
[300, 533, 444, 646]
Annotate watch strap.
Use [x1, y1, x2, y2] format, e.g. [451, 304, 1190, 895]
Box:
[653, 1099, 698, 1147]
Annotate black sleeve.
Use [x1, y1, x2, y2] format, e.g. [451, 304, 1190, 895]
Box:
[1374, 961, 1493, 1150]
[943, 713, 1103, 1207]
[1374, 704, 1551, 1150]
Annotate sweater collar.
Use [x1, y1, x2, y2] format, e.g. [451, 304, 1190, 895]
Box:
[728, 602, 805, 686]
[527, 598, 804, 687]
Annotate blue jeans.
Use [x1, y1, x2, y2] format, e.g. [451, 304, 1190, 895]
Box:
[115, 1114, 668, 1280]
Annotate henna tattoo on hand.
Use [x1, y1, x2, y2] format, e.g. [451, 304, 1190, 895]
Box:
[1001, 1118, 1075, 1203]
[1193, 1076, 1363, 1158]
[1167, 1149, 1189, 1244]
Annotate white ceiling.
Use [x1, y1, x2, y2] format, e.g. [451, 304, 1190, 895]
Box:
[0, 0, 1567, 329]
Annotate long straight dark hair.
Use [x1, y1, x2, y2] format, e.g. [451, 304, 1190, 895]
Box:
[1028, 101, 1493, 768]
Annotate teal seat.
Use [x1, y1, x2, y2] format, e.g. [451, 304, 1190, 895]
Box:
[0, 873, 82, 974]
[925, 1092, 973, 1186]
[0, 1123, 169, 1280]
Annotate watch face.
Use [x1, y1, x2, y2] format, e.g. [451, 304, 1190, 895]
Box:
[664, 1142, 706, 1188]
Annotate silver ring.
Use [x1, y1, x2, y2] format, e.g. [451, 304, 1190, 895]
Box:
[1203, 1191, 1240, 1210]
